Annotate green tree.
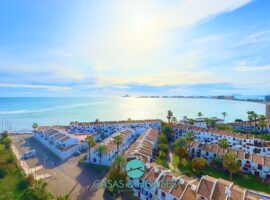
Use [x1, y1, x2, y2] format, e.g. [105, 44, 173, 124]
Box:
[235, 119, 243, 123]
[113, 155, 126, 171]
[158, 133, 167, 144]
[185, 132, 194, 148]
[32, 122, 39, 131]
[56, 195, 70, 200]
[217, 124, 232, 131]
[222, 112, 227, 121]
[0, 133, 11, 149]
[188, 118, 195, 125]
[258, 115, 266, 131]
[113, 135, 123, 155]
[218, 139, 228, 154]
[167, 110, 173, 123]
[223, 152, 241, 180]
[161, 125, 173, 141]
[171, 117, 177, 123]
[173, 138, 187, 161]
[204, 118, 210, 128]
[95, 118, 99, 123]
[95, 145, 107, 165]
[24, 180, 53, 200]
[191, 157, 207, 173]
[85, 136, 96, 163]
[247, 111, 255, 126]
[158, 143, 169, 154]
[197, 112, 203, 117]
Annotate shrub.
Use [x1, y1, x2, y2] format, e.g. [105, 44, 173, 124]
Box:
[17, 179, 28, 190]
[0, 168, 7, 178]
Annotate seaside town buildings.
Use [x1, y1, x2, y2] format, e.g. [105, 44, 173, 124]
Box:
[89, 128, 136, 165]
[67, 119, 162, 136]
[181, 117, 224, 128]
[34, 127, 83, 160]
[128, 162, 270, 200]
[172, 123, 270, 156]
[124, 128, 159, 163]
[189, 141, 270, 181]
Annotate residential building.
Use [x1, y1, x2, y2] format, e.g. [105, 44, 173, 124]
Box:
[128, 162, 270, 200]
[67, 119, 161, 136]
[34, 128, 81, 160]
[172, 123, 270, 156]
[124, 128, 159, 163]
[189, 141, 270, 181]
[89, 128, 136, 165]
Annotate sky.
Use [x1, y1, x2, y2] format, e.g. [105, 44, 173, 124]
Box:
[0, 0, 270, 97]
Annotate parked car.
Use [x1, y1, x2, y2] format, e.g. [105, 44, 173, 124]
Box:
[73, 151, 81, 157]
[22, 150, 36, 160]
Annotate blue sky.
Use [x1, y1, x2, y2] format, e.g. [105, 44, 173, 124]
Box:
[0, 0, 270, 96]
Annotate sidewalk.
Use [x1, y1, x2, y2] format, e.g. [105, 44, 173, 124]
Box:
[10, 144, 50, 179]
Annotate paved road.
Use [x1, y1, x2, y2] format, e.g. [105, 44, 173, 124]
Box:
[11, 134, 106, 200]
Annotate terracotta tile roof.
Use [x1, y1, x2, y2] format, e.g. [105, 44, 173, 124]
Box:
[202, 143, 212, 152]
[191, 141, 200, 148]
[252, 154, 264, 165]
[230, 185, 245, 200]
[211, 179, 231, 200]
[197, 176, 216, 199]
[70, 119, 162, 126]
[210, 144, 220, 153]
[181, 180, 200, 200]
[170, 176, 193, 198]
[264, 156, 270, 167]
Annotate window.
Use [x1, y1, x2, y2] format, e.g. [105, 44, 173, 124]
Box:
[162, 192, 166, 198]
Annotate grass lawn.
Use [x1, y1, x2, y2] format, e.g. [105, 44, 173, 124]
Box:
[83, 162, 109, 173]
[203, 166, 270, 194]
[155, 158, 169, 168]
[0, 144, 25, 199]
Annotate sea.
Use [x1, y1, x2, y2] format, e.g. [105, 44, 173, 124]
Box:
[0, 97, 265, 132]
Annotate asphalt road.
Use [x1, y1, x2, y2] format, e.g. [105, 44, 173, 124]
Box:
[11, 134, 106, 200]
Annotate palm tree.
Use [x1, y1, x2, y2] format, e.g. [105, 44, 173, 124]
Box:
[253, 112, 258, 127]
[95, 118, 99, 123]
[222, 112, 227, 122]
[114, 155, 126, 170]
[171, 117, 177, 123]
[223, 152, 241, 180]
[204, 118, 210, 128]
[247, 111, 255, 126]
[32, 123, 39, 131]
[56, 195, 70, 200]
[113, 135, 123, 155]
[218, 139, 228, 154]
[167, 110, 173, 123]
[85, 136, 96, 163]
[173, 138, 187, 161]
[258, 115, 266, 131]
[197, 112, 203, 117]
[95, 145, 107, 165]
[185, 131, 194, 148]
[188, 118, 195, 125]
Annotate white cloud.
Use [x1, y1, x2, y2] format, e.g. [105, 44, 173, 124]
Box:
[233, 65, 270, 72]
[0, 83, 71, 91]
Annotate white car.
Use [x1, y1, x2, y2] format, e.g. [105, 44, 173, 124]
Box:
[22, 150, 36, 160]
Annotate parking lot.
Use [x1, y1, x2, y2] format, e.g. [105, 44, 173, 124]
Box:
[11, 134, 106, 200]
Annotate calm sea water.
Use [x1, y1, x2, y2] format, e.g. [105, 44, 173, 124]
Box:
[0, 97, 265, 131]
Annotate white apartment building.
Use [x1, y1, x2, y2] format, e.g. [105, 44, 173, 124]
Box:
[128, 162, 270, 200]
[124, 128, 159, 163]
[172, 123, 270, 156]
[89, 128, 136, 166]
[67, 119, 161, 136]
[190, 141, 270, 181]
[34, 128, 81, 160]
